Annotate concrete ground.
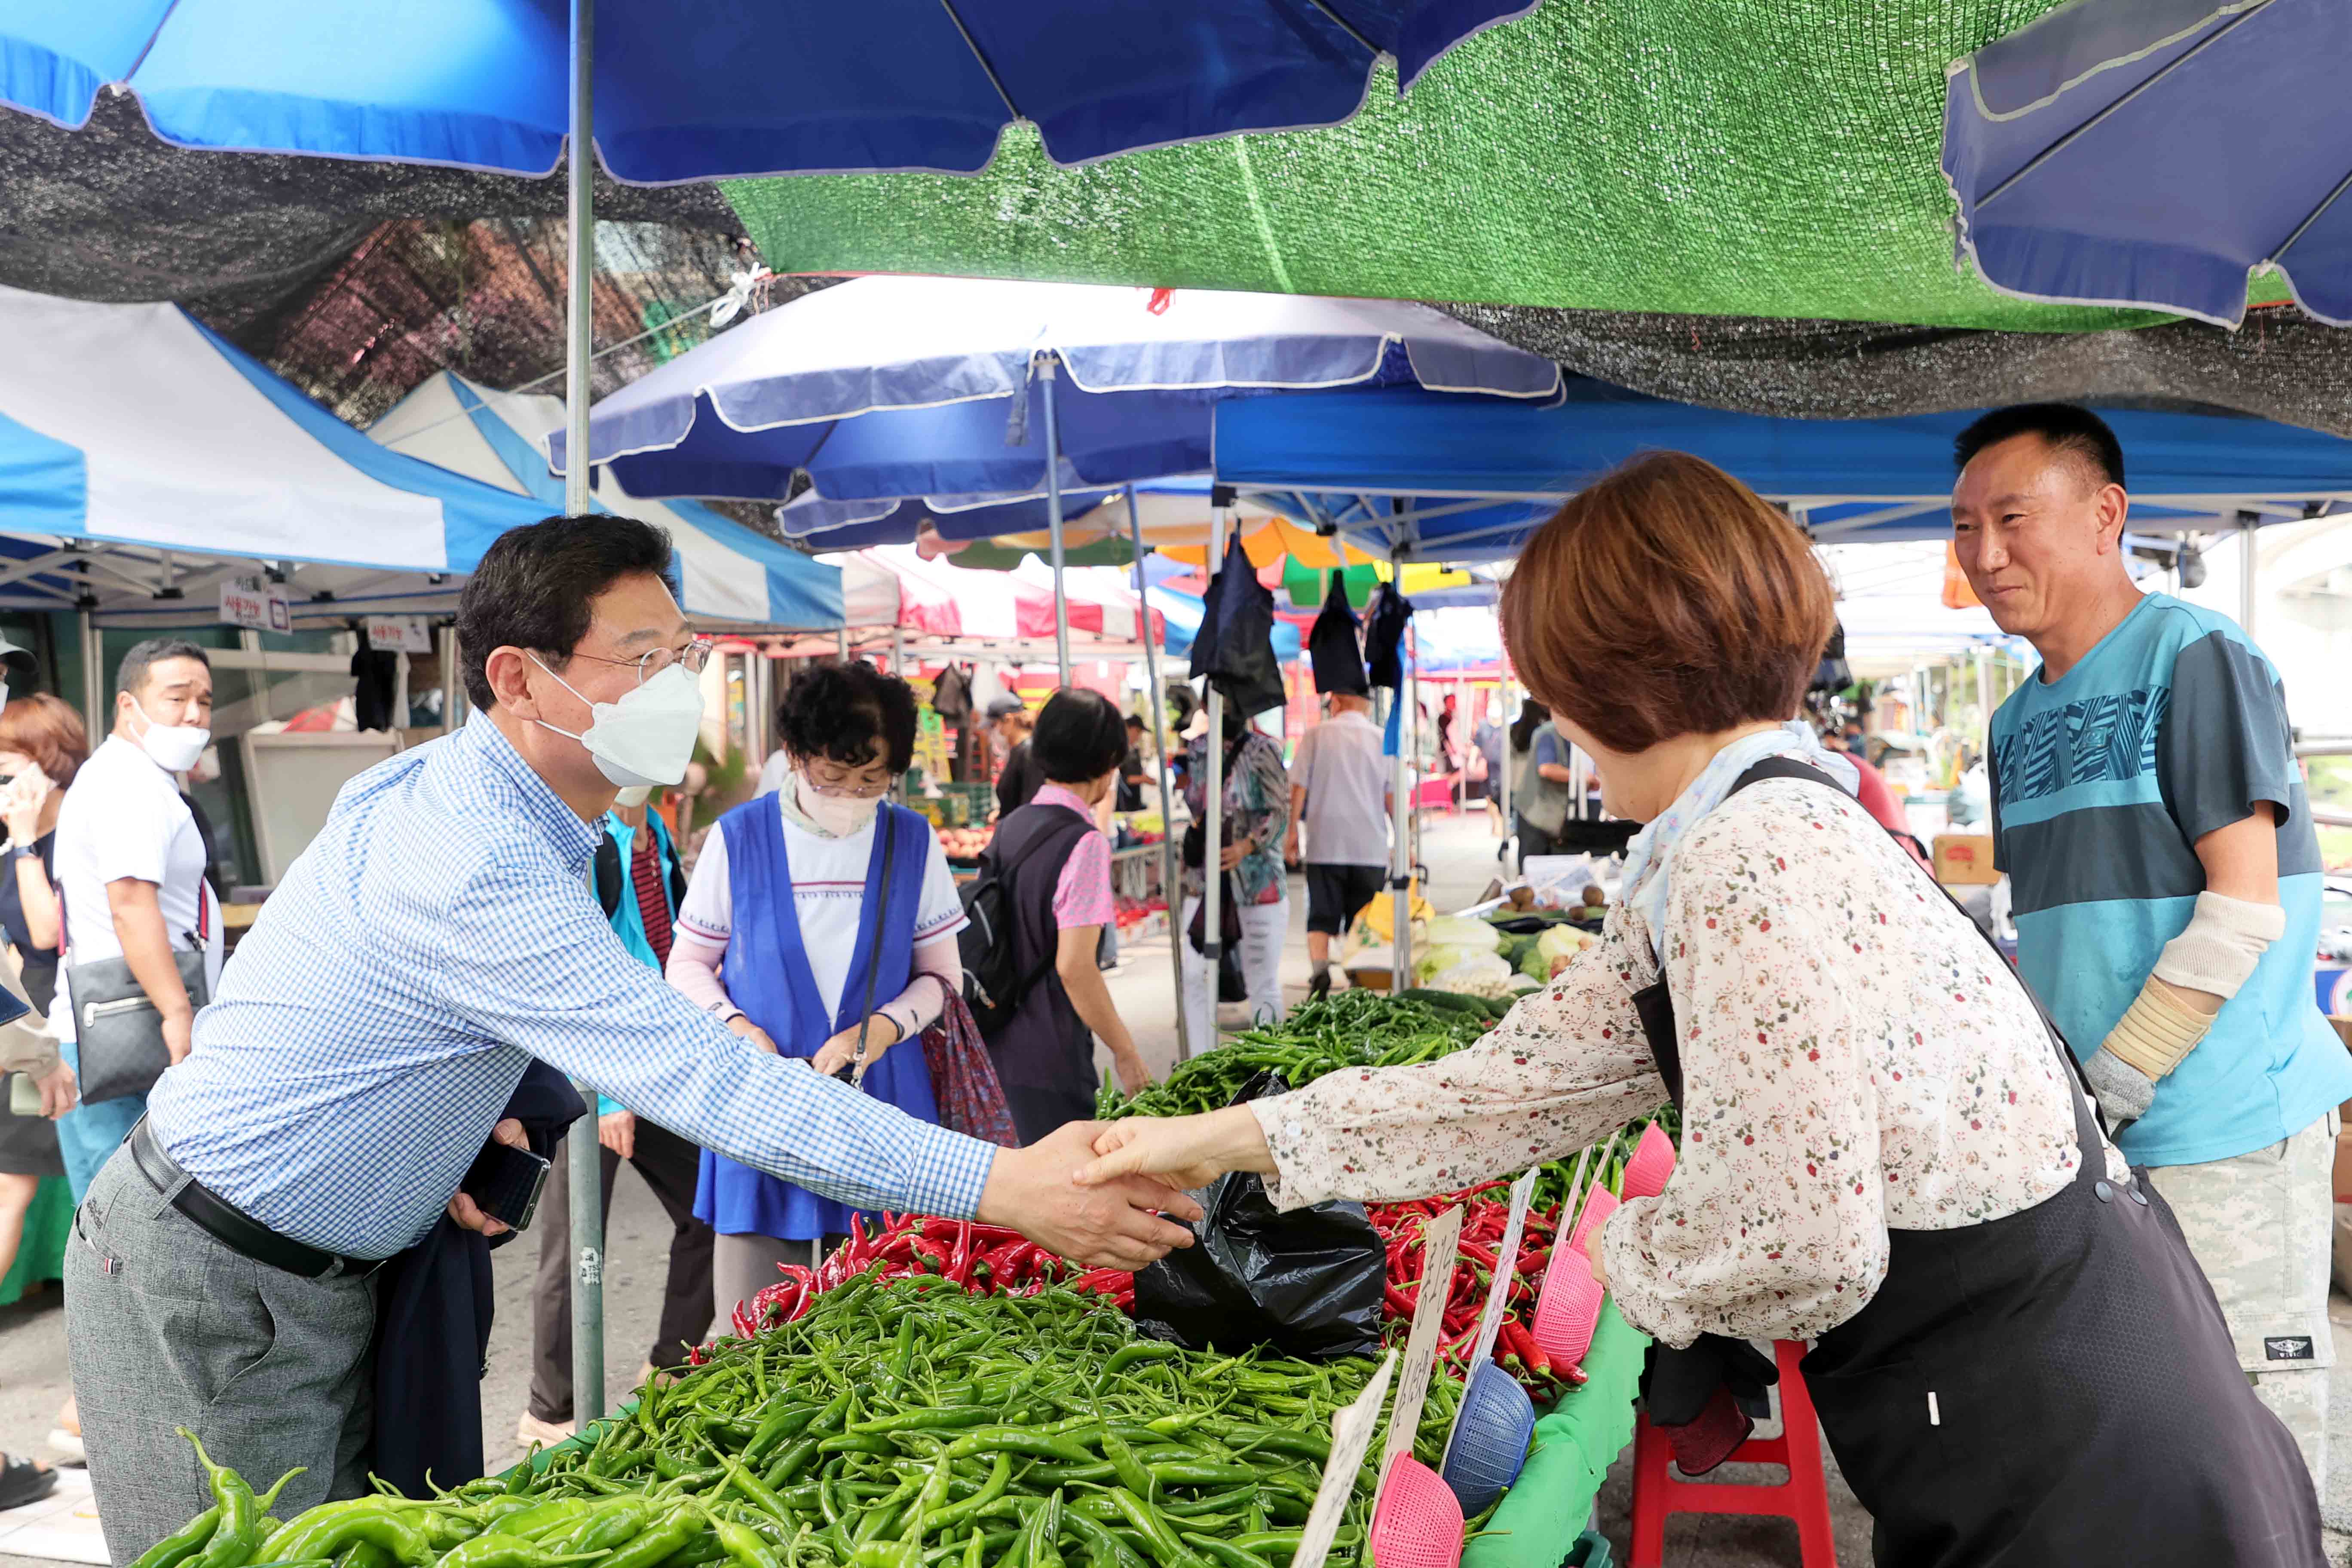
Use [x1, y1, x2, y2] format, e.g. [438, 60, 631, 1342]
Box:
[6, 807, 2352, 1565]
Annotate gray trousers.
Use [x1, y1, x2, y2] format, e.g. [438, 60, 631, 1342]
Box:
[711, 1232, 842, 1327]
[65, 1147, 377, 1566]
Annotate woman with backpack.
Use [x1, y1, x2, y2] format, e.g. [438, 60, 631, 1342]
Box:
[970, 689, 1154, 1140]
[664, 662, 966, 1321]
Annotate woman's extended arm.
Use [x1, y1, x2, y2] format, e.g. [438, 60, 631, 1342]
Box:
[1081, 944, 1663, 1203]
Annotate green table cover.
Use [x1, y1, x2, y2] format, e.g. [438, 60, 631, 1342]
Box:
[0, 1176, 70, 1306]
[1464, 1302, 1648, 1568]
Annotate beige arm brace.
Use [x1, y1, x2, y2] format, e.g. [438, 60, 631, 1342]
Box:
[2100, 891, 2285, 1080]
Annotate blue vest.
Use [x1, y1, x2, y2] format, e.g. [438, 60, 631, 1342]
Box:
[692, 798, 937, 1239]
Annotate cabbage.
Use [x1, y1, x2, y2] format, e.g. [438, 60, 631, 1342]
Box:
[1416, 943, 1495, 981]
[1537, 925, 1586, 963]
[1422, 916, 1502, 953]
[1429, 952, 1517, 999]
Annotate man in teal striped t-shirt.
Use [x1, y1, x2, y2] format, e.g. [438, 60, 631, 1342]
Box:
[1955, 404, 2352, 1488]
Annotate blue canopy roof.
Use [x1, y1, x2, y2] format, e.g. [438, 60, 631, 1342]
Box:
[1213, 384, 2352, 558]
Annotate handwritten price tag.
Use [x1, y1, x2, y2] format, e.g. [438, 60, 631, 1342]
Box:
[1289, 1351, 1396, 1568]
[1383, 1203, 1463, 1472]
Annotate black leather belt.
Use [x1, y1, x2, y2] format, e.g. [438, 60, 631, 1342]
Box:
[129, 1118, 386, 1280]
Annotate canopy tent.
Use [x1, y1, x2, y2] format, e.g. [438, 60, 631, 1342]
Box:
[1944, 0, 2352, 329]
[800, 547, 1167, 662]
[0, 283, 551, 626]
[1213, 384, 2352, 559]
[368, 371, 842, 629]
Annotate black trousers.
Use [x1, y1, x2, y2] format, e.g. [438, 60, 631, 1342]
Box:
[1004, 1082, 1099, 1145]
[529, 1118, 714, 1422]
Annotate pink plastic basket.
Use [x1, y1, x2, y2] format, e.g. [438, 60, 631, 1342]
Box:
[1570, 1187, 1619, 1253]
[1369, 1454, 1466, 1568]
[1528, 1244, 1607, 1367]
[1621, 1121, 1678, 1200]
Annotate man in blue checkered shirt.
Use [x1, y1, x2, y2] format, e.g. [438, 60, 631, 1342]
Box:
[64, 515, 1200, 1564]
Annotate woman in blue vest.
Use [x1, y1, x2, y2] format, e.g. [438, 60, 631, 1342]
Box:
[668, 662, 966, 1321]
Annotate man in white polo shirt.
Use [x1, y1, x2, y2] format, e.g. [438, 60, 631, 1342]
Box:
[51, 639, 222, 1179]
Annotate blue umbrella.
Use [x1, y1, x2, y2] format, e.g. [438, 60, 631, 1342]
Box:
[5, 0, 1535, 180]
[1942, 0, 2352, 327]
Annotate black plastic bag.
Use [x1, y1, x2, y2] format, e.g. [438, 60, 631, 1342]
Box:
[1308, 573, 1368, 696]
[1188, 533, 1288, 718]
[1132, 1072, 1385, 1360]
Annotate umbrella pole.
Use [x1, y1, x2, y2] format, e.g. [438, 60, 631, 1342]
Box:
[1498, 673, 1514, 870]
[563, 0, 606, 1430]
[1126, 486, 1189, 1062]
[1041, 359, 1071, 686]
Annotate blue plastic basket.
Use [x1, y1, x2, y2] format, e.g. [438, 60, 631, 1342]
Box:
[1565, 1530, 1612, 1568]
[1440, 1360, 1538, 1516]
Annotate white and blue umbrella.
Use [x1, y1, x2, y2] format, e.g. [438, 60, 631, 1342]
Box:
[369, 371, 842, 629]
[0, 283, 551, 623]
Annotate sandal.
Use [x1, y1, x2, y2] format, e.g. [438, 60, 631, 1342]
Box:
[0, 1453, 58, 1512]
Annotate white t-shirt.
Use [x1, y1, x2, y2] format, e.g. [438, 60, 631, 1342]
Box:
[1291, 710, 1392, 867]
[677, 794, 966, 1023]
[51, 735, 226, 1038]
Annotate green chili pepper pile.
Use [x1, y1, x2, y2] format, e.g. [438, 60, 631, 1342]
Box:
[1095, 992, 1494, 1121]
[138, 1274, 1485, 1568]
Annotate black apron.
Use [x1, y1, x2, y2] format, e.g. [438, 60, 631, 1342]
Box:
[1628, 757, 2323, 1567]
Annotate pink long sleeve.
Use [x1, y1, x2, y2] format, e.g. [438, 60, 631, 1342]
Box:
[665, 928, 737, 1017]
[878, 933, 960, 1041]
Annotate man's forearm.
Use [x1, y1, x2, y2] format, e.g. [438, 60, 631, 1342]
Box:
[110, 891, 191, 1017]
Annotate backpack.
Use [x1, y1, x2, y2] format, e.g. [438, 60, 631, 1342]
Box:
[957, 806, 1093, 1036]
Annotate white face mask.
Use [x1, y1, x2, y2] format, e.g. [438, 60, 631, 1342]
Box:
[530, 656, 706, 790]
[796, 773, 882, 837]
[129, 700, 211, 773]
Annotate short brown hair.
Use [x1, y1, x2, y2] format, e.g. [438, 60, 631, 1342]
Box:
[1501, 452, 1834, 753]
[0, 692, 90, 788]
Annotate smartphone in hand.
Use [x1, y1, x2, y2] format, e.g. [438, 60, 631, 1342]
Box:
[462, 1139, 552, 1233]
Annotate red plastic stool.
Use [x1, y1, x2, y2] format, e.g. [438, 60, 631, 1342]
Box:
[1628, 1341, 1835, 1568]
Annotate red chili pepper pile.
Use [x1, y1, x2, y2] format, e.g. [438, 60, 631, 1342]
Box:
[735, 1212, 1136, 1337]
[1366, 1185, 1587, 1397]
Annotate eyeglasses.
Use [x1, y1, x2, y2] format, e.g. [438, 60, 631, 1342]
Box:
[802, 765, 894, 799]
[571, 636, 716, 685]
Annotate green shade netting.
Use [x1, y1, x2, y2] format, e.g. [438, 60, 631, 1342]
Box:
[724, 1, 2170, 331]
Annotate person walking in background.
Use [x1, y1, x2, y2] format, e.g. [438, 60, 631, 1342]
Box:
[667, 662, 969, 1322]
[1955, 403, 2352, 1489]
[1507, 700, 1573, 866]
[980, 689, 1152, 1139]
[0, 662, 81, 1505]
[520, 788, 714, 1448]
[1286, 691, 1391, 999]
[1115, 715, 1151, 814]
[0, 695, 83, 1291]
[1436, 692, 1460, 808]
[1179, 706, 1290, 1046]
[1472, 698, 1505, 839]
[993, 704, 1041, 816]
[50, 640, 223, 1198]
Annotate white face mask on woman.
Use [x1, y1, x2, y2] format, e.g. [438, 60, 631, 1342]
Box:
[529, 656, 705, 789]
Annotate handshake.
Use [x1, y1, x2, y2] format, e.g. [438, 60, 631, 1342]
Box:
[970, 1107, 1274, 1270]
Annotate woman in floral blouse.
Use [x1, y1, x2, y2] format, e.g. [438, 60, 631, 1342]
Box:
[1083, 453, 2321, 1565]
[1178, 706, 1290, 1048]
